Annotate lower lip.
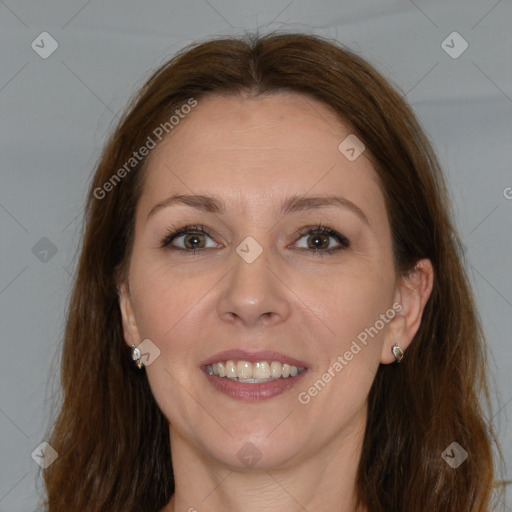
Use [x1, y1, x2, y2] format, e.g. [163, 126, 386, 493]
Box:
[202, 368, 308, 401]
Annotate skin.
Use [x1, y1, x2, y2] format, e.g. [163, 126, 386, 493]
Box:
[118, 92, 433, 512]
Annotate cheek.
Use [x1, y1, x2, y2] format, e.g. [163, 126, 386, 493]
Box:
[293, 268, 395, 419]
[127, 256, 229, 386]
[127, 266, 214, 426]
[130, 271, 207, 347]
[299, 263, 395, 350]
[126, 261, 176, 339]
[296, 275, 393, 409]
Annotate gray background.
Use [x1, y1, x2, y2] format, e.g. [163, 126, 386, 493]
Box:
[1, 1, 511, 510]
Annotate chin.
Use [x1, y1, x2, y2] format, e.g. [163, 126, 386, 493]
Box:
[205, 433, 305, 472]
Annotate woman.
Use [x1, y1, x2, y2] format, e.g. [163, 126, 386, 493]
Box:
[43, 32, 501, 511]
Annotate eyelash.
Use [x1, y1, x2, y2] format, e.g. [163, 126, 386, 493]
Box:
[160, 224, 350, 257]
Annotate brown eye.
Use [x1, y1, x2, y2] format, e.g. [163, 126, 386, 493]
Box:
[306, 232, 330, 250]
[293, 225, 350, 256]
[161, 224, 219, 251]
[182, 233, 206, 249]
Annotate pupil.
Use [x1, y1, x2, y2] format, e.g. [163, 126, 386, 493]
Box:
[310, 234, 327, 249]
[187, 234, 202, 248]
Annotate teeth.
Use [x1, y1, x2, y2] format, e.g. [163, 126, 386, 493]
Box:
[216, 362, 225, 377]
[237, 360, 253, 379]
[206, 360, 305, 382]
[226, 360, 237, 379]
[270, 361, 282, 378]
[253, 361, 270, 379]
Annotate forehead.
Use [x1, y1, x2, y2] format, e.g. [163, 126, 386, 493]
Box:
[139, 92, 385, 220]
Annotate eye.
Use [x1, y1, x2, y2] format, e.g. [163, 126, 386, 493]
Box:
[292, 225, 350, 256]
[160, 224, 220, 252]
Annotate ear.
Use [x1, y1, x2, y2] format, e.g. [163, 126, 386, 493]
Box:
[380, 259, 434, 364]
[118, 281, 142, 348]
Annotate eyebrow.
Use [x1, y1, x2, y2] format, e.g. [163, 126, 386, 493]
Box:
[147, 193, 369, 225]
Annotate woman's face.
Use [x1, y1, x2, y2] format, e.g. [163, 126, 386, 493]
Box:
[120, 92, 406, 470]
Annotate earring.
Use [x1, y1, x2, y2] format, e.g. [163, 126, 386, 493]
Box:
[392, 343, 404, 363]
[131, 344, 144, 369]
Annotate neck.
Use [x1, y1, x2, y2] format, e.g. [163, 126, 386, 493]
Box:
[162, 415, 367, 512]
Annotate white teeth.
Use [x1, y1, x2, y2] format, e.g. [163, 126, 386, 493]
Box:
[226, 360, 237, 379]
[237, 360, 253, 379]
[253, 361, 270, 379]
[270, 361, 282, 378]
[206, 360, 305, 382]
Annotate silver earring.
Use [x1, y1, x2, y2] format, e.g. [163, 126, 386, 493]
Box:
[131, 344, 144, 369]
[392, 343, 404, 363]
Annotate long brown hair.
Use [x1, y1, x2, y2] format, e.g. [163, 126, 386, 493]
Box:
[43, 32, 502, 511]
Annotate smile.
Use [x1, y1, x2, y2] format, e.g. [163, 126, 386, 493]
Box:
[200, 350, 309, 401]
[205, 360, 306, 382]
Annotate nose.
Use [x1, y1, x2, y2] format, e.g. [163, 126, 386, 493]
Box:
[216, 243, 291, 328]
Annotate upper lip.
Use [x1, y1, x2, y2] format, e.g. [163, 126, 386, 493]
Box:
[199, 349, 309, 369]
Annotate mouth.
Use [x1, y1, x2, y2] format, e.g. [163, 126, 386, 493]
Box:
[200, 350, 309, 401]
[206, 360, 306, 382]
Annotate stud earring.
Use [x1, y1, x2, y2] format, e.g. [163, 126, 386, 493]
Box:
[131, 344, 144, 369]
[392, 343, 404, 363]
